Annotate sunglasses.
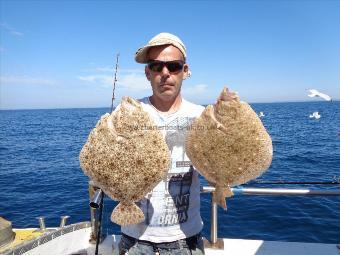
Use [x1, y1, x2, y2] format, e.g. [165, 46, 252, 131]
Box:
[147, 60, 185, 73]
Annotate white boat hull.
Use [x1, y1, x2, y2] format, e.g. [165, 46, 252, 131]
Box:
[1, 222, 339, 255]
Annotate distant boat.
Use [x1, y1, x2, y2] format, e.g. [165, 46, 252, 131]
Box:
[309, 111, 321, 119]
[308, 89, 332, 101]
[259, 112, 265, 117]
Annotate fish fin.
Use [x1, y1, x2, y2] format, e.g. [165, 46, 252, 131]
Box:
[110, 202, 144, 226]
[213, 186, 234, 210]
[205, 105, 228, 134]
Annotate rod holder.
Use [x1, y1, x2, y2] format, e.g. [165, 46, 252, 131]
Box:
[36, 217, 46, 232]
[59, 215, 70, 228]
[88, 182, 105, 244]
[90, 189, 103, 209]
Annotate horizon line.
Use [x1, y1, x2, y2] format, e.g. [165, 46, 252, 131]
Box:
[0, 99, 338, 111]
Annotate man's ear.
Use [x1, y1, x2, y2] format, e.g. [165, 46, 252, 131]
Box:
[145, 65, 151, 81]
[183, 64, 190, 80]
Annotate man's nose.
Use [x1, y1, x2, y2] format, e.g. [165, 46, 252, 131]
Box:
[160, 65, 170, 76]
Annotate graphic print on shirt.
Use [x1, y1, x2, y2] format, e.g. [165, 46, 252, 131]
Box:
[144, 117, 196, 227]
[165, 117, 194, 165]
[143, 168, 194, 227]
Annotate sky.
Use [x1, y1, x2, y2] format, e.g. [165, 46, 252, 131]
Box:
[0, 0, 339, 110]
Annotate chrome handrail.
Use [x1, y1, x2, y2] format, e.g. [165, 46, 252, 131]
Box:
[201, 186, 340, 195]
[87, 182, 340, 249]
[201, 186, 340, 249]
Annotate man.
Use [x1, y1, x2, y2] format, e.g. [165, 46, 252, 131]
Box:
[119, 32, 237, 255]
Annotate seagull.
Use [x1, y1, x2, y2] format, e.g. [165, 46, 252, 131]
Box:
[308, 89, 332, 101]
[309, 111, 321, 119]
[259, 112, 265, 117]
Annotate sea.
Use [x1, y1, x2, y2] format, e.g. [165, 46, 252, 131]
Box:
[0, 101, 339, 244]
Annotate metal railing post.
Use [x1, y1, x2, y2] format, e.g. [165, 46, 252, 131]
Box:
[36, 217, 46, 232]
[210, 192, 218, 244]
[201, 187, 224, 249]
[59, 215, 70, 228]
[89, 181, 99, 243]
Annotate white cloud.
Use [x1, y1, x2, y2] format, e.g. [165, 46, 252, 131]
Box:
[117, 73, 150, 91]
[94, 66, 113, 72]
[77, 74, 112, 87]
[181, 84, 212, 104]
[78, 67, 210, 97]
[86, 66, 145, 74]
[0, 75, 56, 85]
[120, 68, 145, 74]
[78, 69, 149, 91]
[0, 22, 24, 36]
[182, 84, 208, 95]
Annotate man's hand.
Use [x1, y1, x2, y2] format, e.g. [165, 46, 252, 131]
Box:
[216, 87, 239, 103]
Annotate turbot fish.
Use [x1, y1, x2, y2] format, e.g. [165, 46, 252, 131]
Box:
[186, 88, 273, 209]
[80, 97, 171, 225]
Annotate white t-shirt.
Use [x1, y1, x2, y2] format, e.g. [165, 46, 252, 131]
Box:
[121, 97, 205, 242]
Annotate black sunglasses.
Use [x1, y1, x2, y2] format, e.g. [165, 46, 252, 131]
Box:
[147, 60, 185, 73]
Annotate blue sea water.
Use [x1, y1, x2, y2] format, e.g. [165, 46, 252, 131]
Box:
[0, 101, 339, 244]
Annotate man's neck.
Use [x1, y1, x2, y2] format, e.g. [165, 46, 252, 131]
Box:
[149, 94, 182, 114]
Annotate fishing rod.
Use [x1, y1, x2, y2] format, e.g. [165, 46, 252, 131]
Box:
[111, 53, 120, 113]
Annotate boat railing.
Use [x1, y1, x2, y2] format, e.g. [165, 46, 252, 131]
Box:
[88, 182, 340, 249]
[201, 186, 340, 249]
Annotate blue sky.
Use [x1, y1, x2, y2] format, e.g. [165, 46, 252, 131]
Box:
[1, 0, 339, 109]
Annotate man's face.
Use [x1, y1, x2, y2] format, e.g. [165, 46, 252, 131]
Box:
[145, 45, 189, 102]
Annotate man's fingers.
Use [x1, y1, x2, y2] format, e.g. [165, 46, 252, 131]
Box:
[219, 92, 239, 101]
[215, 86, 240, 103]
[230, 92, 239, 99]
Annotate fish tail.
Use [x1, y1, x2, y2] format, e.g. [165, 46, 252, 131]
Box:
[110, 202, 144, 226]
[213, 186, 234, 210]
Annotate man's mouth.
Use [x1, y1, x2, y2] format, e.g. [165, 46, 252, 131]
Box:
[160, 83, 173, 87]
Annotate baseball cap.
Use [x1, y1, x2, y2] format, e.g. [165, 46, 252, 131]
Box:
[135, 32, 187, 63]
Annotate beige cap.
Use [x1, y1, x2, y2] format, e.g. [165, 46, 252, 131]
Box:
[135, 32, 187, 63]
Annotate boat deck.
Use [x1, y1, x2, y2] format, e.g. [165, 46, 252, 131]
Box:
[2, 223, 339, 255]
[92, 234, 340, 255]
